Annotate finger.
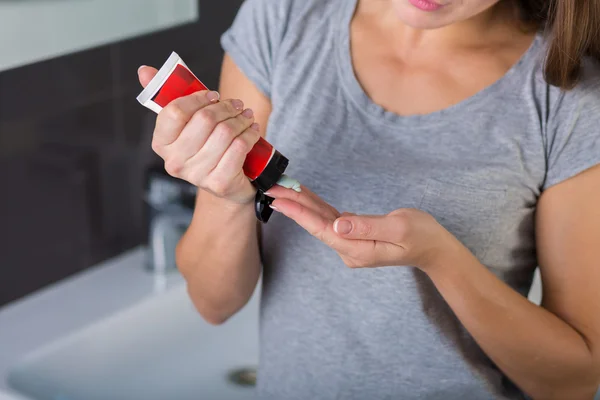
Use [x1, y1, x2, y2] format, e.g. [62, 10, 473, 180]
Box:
[273, 198, 390, 261]
[208, 124, 261, 183]
[166, 99, 249, 162]
[333, 214, 407, 243]
[266, 185, 340, 221]
[271, 198, 334, 238]
[271, 198, 358, 253]
[154, 91, 221, 148]
[188, 106, 255, 174]
[295, 185, 334, 207]
[298, 187, 341, 220]
[268, 183, 321, 200]
[138, 66, 158, 88]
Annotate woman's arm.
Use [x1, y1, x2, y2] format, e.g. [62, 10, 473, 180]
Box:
[176, 54, 272, 325]
[425, 164, 600, 399]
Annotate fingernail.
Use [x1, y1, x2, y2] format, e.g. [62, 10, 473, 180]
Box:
[137, 65, 146, 74]
[206, 91, 220, 102]
[334, 220, 352, 235]
[232, 99, 244, 110]
[269, 204, 279, 211]
[250, 123, 260, 131]
[242, 108, 254, 119]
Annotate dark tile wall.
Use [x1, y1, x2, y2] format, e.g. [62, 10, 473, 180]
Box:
[0, 0, 243, 306]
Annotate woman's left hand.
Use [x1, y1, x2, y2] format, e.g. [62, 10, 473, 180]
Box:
[266, 185, 461, 271]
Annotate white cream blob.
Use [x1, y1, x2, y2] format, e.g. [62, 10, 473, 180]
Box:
[276, 175, 302, 192]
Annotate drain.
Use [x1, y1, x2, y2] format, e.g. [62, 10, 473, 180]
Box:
[228, 367, 257, 387]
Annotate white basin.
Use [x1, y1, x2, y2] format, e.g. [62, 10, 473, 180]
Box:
[7, 282, 259, 400]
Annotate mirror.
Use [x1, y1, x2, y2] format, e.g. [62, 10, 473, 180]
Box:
[0, 0, 199, 72]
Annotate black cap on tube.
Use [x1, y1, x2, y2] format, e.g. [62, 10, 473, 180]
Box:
[252, 151, 289, 192]
[253, 150, 289, 223]
[255, 191, 275, 223]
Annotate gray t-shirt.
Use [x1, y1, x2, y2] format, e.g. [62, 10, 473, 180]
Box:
[221, 0, 600, 398]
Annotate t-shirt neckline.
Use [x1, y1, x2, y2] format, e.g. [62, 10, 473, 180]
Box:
[334, 0, 543, 127]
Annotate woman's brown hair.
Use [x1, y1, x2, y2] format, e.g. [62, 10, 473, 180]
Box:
[515, 0, 600, 89]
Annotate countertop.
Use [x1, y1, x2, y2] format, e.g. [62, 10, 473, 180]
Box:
[0, 246, 184, 397]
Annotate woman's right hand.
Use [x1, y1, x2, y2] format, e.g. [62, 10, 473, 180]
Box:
[138, 66, 260, 205]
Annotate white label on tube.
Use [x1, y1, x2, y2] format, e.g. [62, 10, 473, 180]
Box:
[136, 51, 202, 114]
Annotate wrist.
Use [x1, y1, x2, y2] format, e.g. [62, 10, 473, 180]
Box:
[198, 189, 256, 220]
[419, 233, 473, 279]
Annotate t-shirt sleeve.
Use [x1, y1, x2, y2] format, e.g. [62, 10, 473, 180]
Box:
[220, 0, 288, 99]
[543, 61, 600, 190]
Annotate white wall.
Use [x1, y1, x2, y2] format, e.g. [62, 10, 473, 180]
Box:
[0, 0, 198, 72]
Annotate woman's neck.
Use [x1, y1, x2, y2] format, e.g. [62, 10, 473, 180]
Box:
[349, 0, 536, 116]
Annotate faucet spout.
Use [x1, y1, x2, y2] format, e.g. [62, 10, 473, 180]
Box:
[148, 204, 193, 274]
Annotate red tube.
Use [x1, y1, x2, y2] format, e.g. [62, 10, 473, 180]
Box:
[150, 63, 274, 181]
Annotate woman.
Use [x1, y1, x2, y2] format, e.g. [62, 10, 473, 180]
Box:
[138, 0, 600, 398]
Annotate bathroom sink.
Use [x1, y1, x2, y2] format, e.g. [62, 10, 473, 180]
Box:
[7, 282, 259, 400]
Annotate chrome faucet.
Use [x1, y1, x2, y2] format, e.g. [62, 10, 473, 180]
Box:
[147, 203, 193, 274]
[145, 169, 195, 275]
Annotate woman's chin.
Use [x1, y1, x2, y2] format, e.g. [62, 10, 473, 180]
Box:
[392, 2, 453, 30]
[395, 13, 451, 30]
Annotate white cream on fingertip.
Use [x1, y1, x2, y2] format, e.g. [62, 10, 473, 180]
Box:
[276, 175, 302, 192]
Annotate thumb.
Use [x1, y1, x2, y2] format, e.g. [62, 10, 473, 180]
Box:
[138, 65, 159, 88]
[333, 214, 403, 243]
